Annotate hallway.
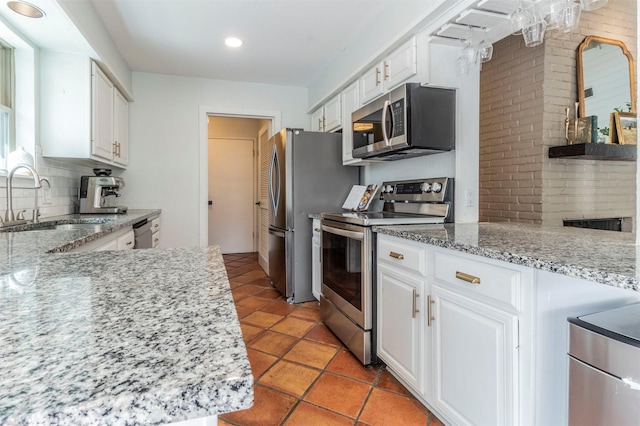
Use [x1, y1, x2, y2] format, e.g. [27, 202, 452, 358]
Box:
[220, 252, 445, 426]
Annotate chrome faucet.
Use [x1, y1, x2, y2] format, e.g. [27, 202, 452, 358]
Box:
[34, 178, 50, 223]
[5, 163, 42, 224]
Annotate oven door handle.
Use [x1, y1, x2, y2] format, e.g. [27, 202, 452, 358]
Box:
[321, 224, 364, 241]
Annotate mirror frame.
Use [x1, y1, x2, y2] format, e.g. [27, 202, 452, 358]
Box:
[577, 35, 636, 118]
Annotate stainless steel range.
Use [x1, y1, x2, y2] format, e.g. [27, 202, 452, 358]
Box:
[320, 177, 453, 365]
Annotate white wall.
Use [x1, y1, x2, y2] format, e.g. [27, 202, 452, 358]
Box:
[120, 72, 308, 247]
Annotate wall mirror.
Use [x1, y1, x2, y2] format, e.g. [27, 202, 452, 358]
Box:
[577, 36, 636, 136]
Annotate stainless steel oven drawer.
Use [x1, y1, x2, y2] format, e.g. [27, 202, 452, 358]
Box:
[320, 295, 371, 365]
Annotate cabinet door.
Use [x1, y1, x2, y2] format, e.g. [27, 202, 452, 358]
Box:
[341, 82, 358, 165]
[91, 63, 115, 161]
[311, 219, 321, 300]
[310, 108, 324, 132]
[385, 37, 417, 90]
[431, 284, 518, 426]
[117, 230, 136, 250]
[113, 89, 129, 166]
[377, 263, 424, 393]
[323, 94, 342, 132]
[359, 64, 384, 105]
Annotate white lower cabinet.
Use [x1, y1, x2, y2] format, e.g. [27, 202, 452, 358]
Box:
[376, 234, 523, 425]
[311, 218, 321, 300]
[70, 227, 135, 252]
[431, 283, 518, 426]
[377, 263, 426, 394]
[377, 233, 640, 426]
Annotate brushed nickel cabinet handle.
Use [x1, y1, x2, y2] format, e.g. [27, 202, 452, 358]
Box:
[314, 228, 320, 232]
[456, 271, 481, 284]
[427, 295, 435, 327]
[412, 289, 419, 318]
[318, 118, 322, 130]
[384, 61, 389, 80]
[389, 251, 404, 260]
[375, 67, 381, 86]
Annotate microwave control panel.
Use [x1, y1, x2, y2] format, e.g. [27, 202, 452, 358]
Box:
[390, 100, 405, 137]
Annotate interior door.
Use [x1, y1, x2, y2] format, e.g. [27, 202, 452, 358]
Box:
[258, 124, 270, 271]
[208, 137, 255, 253]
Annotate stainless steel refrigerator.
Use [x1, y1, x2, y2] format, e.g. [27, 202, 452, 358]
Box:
[268, 128, 359, 303]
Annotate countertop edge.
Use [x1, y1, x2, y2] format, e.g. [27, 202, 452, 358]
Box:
[374, 225, 639, 292]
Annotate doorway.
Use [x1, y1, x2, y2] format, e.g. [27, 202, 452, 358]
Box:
[207, 116, 271, 255]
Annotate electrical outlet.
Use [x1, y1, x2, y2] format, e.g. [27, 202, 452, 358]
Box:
[465, 189, 475, 207]
[42, 186, 52, 205]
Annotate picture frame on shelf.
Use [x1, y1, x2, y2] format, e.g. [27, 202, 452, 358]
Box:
[609, 112, 618, 144]
[614, 112, 637, 145]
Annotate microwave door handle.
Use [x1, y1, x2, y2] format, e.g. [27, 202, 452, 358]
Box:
[381, 100, 391, 146]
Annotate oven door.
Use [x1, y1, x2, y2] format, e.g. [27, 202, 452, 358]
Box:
[321, 220, 372, 330]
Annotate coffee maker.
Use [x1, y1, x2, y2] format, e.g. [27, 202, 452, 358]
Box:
[79, 170, 128, 214]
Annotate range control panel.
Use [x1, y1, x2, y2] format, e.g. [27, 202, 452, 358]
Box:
[380, 177, 452, 203]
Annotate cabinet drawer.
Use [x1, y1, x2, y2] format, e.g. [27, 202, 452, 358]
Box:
[377, 235, 426, 276]
[434, 251, 522, 310]
[151, 217, 161, 233]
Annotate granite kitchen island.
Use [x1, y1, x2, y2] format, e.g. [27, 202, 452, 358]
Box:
[0, 211, 253, 425]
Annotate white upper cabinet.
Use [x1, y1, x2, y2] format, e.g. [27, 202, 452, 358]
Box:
[310, 93, 342, 132]
[323, 95, 342, 132]
[40, 51, 130, 168]
[341, 81, 361, 165]
[113, 88, 130, 166]
[359, 37, 417, 105]
[91, 63, 115, 161]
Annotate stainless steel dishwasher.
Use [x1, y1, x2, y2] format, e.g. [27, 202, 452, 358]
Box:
[568, 303, 640, 426]
[133, 219, 153, 249]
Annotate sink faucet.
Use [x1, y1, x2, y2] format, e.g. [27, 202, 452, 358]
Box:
[5, 163, 42, 224]
[34, 178, 50, 223]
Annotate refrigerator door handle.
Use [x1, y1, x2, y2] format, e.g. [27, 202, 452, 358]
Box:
[268, 227, 285, 238]
[268, 144, 280, 214]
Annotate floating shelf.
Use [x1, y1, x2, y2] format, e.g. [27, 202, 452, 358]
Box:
[548, 143, 636, 161]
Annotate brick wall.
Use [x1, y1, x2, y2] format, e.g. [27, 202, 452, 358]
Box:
[479, 0, 637, 227]
[479, 36, 545, 223]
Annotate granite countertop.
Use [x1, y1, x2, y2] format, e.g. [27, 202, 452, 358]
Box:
[375, 222, 639, 292]
[0, 210, 253, 425]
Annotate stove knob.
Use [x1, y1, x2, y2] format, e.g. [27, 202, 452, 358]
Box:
[432, 182, 443, 193]
[421, 182, 432, 193]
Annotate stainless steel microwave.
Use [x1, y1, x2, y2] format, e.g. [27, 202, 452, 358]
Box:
[351, 83, 455, 161]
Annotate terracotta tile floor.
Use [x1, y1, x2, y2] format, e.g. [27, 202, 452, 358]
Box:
[220, 252, 445, 426]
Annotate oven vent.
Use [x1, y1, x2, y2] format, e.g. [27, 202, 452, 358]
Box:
[563, 217, 631, 232]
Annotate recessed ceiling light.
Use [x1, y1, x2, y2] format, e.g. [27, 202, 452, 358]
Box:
[7, 1, 45, 18]
[225, 37, 243, 48]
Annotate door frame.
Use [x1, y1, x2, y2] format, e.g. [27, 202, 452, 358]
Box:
[198, 106, 281, 247]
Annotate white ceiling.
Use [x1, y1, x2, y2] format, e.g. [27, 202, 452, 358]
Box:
[0, 0, 523, 89]
[88, 0, 411, 87]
